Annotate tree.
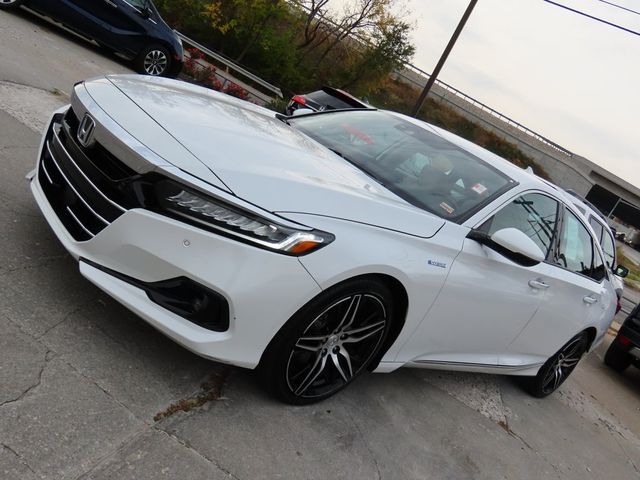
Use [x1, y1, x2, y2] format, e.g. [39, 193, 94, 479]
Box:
[297, 0, 331, 49]
[340, 20, 415, 90]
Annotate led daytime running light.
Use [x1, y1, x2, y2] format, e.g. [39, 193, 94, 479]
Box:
[163, 188, 332, 255]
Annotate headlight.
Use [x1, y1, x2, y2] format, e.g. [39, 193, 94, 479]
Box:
[155, 180, 334, 255]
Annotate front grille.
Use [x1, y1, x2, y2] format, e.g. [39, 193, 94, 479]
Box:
[38, 109, 138, 241]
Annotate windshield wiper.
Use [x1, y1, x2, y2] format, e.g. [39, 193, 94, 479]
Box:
[275, 113, 290, 125]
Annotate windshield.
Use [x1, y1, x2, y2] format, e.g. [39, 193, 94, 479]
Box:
[290, 110, 514, 221]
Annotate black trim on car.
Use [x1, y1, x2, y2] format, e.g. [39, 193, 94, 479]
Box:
[80, 258, 230, 332]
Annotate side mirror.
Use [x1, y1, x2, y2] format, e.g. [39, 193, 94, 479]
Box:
[291, 108, 314, 117]
[468, 228, 545, 265]
[615, 265, 629, 278]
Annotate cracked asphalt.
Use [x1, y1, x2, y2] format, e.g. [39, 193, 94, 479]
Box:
[2, 8, 640, 480]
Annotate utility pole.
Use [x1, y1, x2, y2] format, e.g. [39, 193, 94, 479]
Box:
[411, 0, 479, 117]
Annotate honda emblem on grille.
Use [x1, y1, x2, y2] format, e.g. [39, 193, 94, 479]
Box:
[77, 114, 96, 148]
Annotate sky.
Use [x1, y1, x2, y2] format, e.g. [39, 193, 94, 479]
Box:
[336, 0, 640, 189]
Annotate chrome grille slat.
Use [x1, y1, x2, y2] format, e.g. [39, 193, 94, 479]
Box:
[38, 109, 134, 242]
[41, 159, 54, 184]
[65, 206, 95, 238]
[45, 141, 110, 226]
[51, 128, 127, 213]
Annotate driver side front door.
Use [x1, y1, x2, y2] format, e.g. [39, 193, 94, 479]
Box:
[399, 192, 561, 368]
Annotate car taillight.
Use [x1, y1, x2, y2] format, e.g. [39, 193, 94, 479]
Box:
[292, 95, 306, 106]
[618, 335, 631, 347]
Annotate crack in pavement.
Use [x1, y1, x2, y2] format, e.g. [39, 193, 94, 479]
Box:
[0, 348, 53, 409]
[154, 427, 243, 480]
[2, 443, 38, 476]
[61, 358, 142, 424]
[70, 427, 150, 480]
[504, 427, 563, 480]
[344, 406, 382, 480]
[35, 297, 97, 340]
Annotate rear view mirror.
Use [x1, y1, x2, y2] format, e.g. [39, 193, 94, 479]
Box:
[468, 228, 545, 265]
[490, 228, 546, 263]
[615, 265, 629, 278]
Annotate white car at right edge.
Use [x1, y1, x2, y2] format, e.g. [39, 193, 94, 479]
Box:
[30, 76, 618, 404]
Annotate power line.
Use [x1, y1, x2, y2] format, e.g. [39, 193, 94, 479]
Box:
[543, 0, 640, 37]
[595, 0, 640, 17]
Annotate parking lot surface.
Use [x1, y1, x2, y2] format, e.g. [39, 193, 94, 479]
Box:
[1, 9, 640, 480]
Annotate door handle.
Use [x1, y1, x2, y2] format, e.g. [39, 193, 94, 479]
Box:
[583, 295, 598, 305]
[528, 279, 550, 290]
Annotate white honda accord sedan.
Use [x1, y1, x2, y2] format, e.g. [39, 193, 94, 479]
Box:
[29, 75, 617, 404]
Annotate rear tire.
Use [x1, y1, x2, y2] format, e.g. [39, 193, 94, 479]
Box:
[135, 44, 171, 77]
[0, 0, 26, 10]
[604, 339, 632, 372]
[524, 332, 588, 398]
[259, 278, 394, 405]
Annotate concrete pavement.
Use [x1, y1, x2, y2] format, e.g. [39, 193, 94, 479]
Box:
[1, 8, 640, 480]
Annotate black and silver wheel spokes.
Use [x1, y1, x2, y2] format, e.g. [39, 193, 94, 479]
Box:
[286, 294, 387, 398]
[541, 337, 584, 394]
[144, 50, 168, 76]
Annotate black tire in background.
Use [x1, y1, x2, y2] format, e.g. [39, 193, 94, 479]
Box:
[0, 0, 26, 10]
[135, 44, 171, 77]
[604, 339, 632, 372]
[524, 332, 589, 398]
[259, 278, 394, 405]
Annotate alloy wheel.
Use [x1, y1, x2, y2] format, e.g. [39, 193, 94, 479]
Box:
[286, 293, 387, 399]
[540, 335, 585, 394]
[143, 50, 168, 76]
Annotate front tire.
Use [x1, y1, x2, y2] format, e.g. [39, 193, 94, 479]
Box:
[135, 44, 171, 77]
[604, 339, 632, 372]
[525, 332, 589, 398]
[259, 278, 394, 405]
[0, 0, 26, 10]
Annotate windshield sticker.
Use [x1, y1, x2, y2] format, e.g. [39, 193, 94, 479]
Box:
[472, 183, 487, 195]
[340, 123, 375, 145]
[439, 202, 455, 215]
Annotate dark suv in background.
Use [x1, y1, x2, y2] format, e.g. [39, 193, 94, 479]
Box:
[605, 303, 640, 372]
[1, 0, 183, 77]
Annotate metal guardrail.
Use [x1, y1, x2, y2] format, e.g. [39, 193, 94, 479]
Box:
[398, 64, 574, 157]
[175, 31, 283, 99]
[290, 1, 573, 157]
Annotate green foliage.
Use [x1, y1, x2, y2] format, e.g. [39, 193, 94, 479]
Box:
[155, 0, 414, 97]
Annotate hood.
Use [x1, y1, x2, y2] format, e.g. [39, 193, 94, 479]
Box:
[86, 75, 445, 238]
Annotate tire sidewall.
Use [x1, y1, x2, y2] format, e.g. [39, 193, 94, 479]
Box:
[0, 0, 26, 10]
[259, 278, 394, 405]
[604, 339, 632, 371]
[528, 332, 588, 398]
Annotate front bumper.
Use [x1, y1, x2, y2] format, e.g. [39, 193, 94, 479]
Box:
[30, 112, 321, 369]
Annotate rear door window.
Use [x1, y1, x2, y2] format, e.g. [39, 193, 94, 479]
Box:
[555, 210, 602, 281]
[588, 217, 604, 243]
[601, 228, 616, 269]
